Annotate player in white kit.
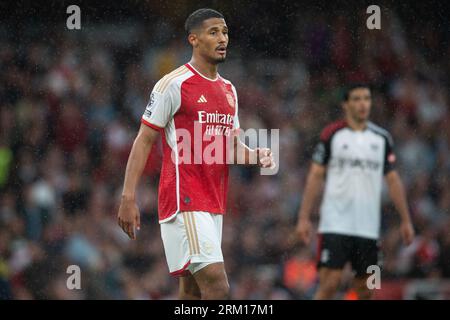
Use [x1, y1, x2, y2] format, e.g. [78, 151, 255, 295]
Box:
[296, 84, 415, 300]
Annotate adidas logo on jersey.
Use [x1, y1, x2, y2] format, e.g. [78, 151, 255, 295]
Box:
[197, 95, 207, 103]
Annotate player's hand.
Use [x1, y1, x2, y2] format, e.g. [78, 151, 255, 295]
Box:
[257, 148, 276, 169]
[296, 218, 312, 245]
[400, 220, 415, 246]
[117, 197, 141, 240]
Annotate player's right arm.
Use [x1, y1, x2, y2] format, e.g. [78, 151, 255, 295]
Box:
[295, 163, 326, 244]
[296, 129, 331, 244]
[118, 76, 179, 240]
[118, 124, 159, 240]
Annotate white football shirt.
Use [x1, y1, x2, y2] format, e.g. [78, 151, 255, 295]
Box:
[312, 120, 396, 239]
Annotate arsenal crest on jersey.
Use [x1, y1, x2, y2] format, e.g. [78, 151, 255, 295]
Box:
[226, 93, 235, 108]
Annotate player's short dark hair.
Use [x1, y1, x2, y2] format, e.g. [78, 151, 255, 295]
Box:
[185, 8, 224, 34]
[342, 84, 371, 101]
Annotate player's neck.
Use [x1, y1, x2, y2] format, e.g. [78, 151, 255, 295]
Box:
[346, 116, 367, 131]
[189, 58, 219, 80]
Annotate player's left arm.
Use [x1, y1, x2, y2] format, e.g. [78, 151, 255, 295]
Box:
[231, 132, 275, 168]
[385, 171, 415, 245]
[383, 135, 415, 245]
[228, 84, 275, 168]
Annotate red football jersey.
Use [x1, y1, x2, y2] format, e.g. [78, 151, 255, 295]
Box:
[141, 63, 240, 223]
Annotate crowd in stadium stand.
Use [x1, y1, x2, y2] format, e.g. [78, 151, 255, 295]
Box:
[0, 9, 449, 299]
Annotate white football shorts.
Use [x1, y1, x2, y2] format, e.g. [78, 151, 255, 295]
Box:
[160, 211, 224, 276]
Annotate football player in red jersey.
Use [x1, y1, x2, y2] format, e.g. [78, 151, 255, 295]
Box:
[117, 8, 275, 300]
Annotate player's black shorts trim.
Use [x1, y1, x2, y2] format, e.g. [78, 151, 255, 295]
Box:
[316, 233, 381, 277]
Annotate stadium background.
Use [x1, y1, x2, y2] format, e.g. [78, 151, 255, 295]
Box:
[0, 0, 449, 299]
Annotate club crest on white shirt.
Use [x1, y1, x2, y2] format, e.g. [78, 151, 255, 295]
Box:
[321, 249, 330, 263]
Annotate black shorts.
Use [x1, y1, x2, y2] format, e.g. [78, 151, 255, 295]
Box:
[316, 233, 381, 277]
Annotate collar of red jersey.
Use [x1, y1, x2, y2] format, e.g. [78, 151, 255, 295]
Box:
[187, 63, 220, 82]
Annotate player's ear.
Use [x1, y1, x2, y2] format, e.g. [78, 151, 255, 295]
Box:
[188, 33, 198, 47]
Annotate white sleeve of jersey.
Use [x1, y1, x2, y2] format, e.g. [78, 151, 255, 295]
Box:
[231, 84, 240, 129]
[142, 79, 180, 129]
